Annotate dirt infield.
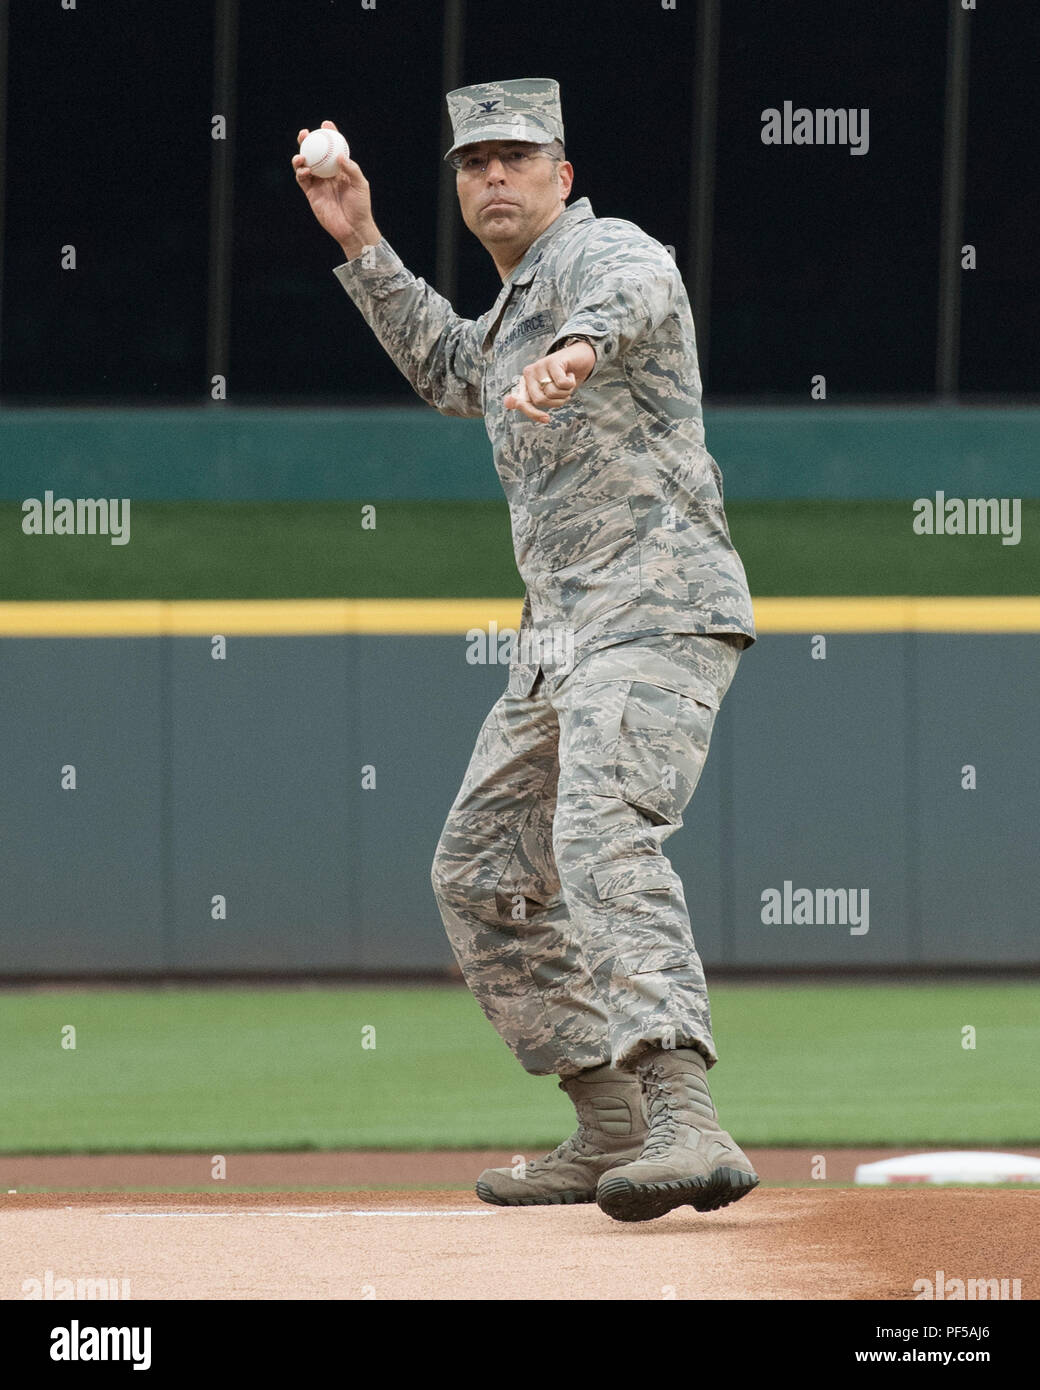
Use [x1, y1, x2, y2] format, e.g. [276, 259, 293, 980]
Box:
[1, 1151, 1038, 1300]
[2, 1189, 1037, 1301]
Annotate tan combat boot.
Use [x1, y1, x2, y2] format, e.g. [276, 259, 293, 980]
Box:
[476, 1064, 646, 1206]
[596, 1047, 759, 1222]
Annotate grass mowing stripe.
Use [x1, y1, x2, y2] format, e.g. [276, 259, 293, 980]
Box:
[2, 500, 1038, 600]
[2, 984, 1037, 1151]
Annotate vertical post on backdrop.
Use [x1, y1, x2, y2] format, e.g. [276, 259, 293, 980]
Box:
[436, 0, 466, 305]
[936, 0, 971, 400]
[208, 0, 239, 400]
[688, 0, 720, 384]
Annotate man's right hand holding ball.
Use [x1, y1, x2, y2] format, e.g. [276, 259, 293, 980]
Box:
[293, 120, 382, 262]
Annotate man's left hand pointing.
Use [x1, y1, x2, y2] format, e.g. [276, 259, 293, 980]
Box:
[504, 341, 597, 424]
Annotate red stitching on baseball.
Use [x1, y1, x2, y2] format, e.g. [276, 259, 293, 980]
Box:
[309, 132, 342, 172]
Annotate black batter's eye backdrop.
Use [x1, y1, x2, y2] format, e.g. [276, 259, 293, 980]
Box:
[0, 0, 1035, 403]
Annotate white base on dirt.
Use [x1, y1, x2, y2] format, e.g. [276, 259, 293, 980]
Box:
[855, 1151, 1040, 1185]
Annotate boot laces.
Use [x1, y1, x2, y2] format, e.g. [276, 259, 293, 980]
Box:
[639, 1071, 682, 1161]
[526, 1131, 595, 1172]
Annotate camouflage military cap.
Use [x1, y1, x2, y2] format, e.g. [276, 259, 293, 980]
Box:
[444, 77, 564, 161]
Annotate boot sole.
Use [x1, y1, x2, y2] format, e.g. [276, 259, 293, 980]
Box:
[475, 1180, 597, 1208]
[596, 1166, 760, 1223]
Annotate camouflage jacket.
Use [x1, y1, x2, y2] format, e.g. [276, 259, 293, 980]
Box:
[333, 195, 756, 695]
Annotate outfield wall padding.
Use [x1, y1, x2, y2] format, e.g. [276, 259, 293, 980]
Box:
[1, 634, 1036, 974]
[1, 406, 1038, 502]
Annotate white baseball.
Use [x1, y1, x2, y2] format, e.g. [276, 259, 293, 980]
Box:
[300, 128, 349, 178]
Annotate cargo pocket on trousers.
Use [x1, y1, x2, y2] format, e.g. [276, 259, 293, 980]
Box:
[589, 857, 690, 974]
[616, 684, 717, 828]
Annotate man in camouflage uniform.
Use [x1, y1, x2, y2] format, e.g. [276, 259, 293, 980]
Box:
[294, 78, 759, 1223]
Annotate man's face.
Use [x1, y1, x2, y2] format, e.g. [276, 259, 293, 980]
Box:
[455, 141, 574, 258]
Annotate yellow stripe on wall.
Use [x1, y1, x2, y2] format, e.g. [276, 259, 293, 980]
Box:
[752, 597, 1040, 632]
[0, 599, 521, 637]
[0, 596, 1038, 638]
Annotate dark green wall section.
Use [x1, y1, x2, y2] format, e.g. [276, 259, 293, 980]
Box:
[2, 408, 1038, 502]
[1, 634, 1036, 975]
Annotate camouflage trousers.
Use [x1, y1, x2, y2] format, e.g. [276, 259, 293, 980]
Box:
[430, 632, 743, 1079]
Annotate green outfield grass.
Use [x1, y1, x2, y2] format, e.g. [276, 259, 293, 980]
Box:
[2, 982, 1037, 1153]
[2, 499, 1038, 599]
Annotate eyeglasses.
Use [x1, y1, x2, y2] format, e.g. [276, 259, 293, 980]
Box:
[449, 145, 560, 175]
